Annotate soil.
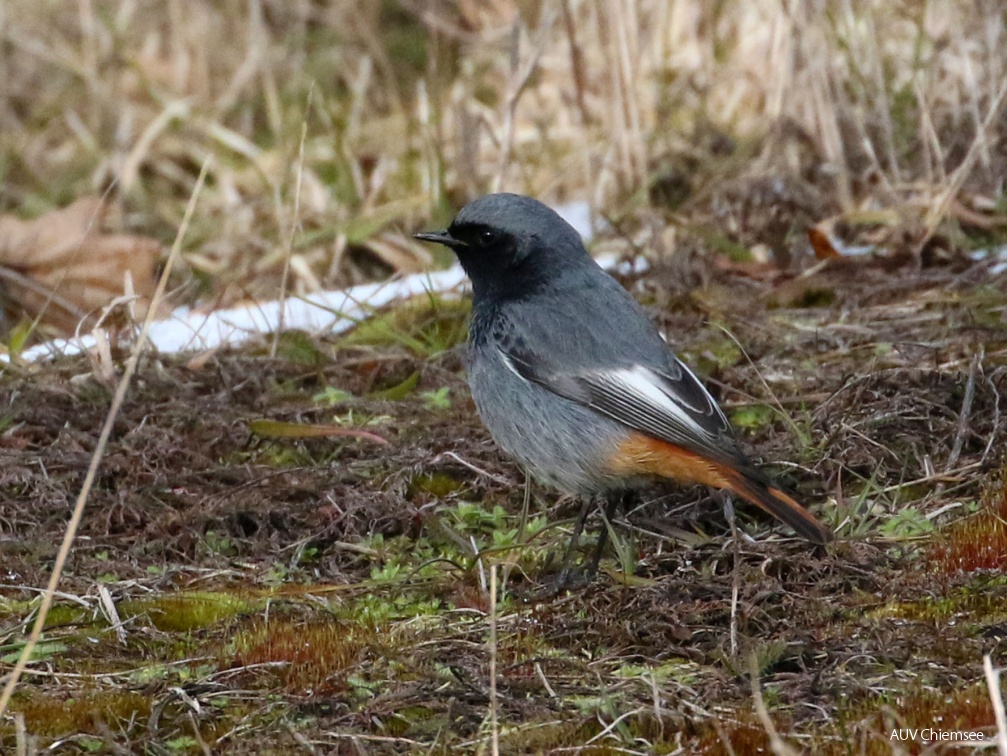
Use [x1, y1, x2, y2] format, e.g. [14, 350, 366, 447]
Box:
[1, 249, 1006, 753]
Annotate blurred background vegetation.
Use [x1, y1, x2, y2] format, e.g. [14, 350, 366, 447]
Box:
[2, 0, 1005, 328]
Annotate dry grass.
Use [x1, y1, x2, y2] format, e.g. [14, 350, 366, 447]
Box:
[1, 0, 1006, 326]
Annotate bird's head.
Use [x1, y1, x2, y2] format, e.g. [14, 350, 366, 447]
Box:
[415, 193, 591, 300]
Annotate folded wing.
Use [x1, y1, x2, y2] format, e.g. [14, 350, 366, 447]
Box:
[506, 345, 744, 467]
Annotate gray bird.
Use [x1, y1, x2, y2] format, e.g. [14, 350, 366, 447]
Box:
[416, 193, 832, 573]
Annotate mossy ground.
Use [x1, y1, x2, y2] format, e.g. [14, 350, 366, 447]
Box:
[1, 255, 1005, 753]
[2, 1, 1007, 752]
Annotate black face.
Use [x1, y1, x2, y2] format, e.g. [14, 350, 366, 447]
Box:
[415, 222, 531, 301]
[448, 223, 514, 256]
[415, 221, 524, 276]
[414, 193, 592, 301]
[415, 223, 511, 256]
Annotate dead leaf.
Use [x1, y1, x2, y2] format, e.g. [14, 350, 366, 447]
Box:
[249, 419, 390, 445]
[711, 256, 782, 281]
[807, 225, 841, 260]
[950, 197, 1007, 229]
[0, 197, 163, 334]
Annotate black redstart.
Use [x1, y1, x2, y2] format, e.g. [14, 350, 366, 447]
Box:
[415, 193, 833, 557]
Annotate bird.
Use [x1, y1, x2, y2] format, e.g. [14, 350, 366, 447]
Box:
[415, 193, 832, 577]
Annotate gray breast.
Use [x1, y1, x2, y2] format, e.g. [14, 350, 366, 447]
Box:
[466, 345, 628, 495]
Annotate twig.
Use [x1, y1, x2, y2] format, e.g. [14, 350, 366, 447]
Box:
[984, 655, 1007, 756]
[489, 564, 499, 756]
[428, 451, 513, 486]
[559, 0, 591, 128]
[921, 80, 1007, 248]
[584, 706, 646, 746]
[0, 265, 88, 323]
[492, 6, 558, 192]
[501, 470, 533, 599]
[876, 461, 983, 495]
[13, 712, 27, 756]
[97, 584, 127, 644]
[981, 368, 1004, 467]
[272, 85, 313, 357]
[535, 661, 557, 698]
[724, 493, 740, 659]
[749, 654, 800, 756]
[0, 158, 211, 718]
[946, 350, 981, 472]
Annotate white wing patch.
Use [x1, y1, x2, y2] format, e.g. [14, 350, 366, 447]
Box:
[605, 365, 712, 438]
[569, 363, 737, 461]
[500, 350, 525, 378]
[500, 341, 737, 462]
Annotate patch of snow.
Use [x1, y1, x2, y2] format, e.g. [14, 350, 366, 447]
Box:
[6, 200, 652, 365]
[554, 200, 595, 241]
[969, 245, 1007, 275]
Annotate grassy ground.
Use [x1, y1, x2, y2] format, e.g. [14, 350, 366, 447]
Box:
[2, 1, 1007, 753]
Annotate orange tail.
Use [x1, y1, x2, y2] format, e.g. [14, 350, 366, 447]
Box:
[609, 433, 833, 544]
[719, 467, 833, 544]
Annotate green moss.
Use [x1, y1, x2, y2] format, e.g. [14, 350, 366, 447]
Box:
[268, 331, 329, 366]
[613, 659, 701, 686]
[0, 598, 92, 628]
[729, 403, 775, 430]
[408, 471, 466, 499]
[680, 330, 742, 376]
[6, 689, 150, 739]
[368, 369, 420, 400]
[340, 296, 470, 356]
[691, 226, 754, 262]
[119, 591, 254, 633]
[497, 718, 602, 753]
[867, 577, 1007, 626]
[248, 442, 315, 468]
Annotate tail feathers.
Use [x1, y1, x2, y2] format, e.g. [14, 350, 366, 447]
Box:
[721, 468, 833, 545]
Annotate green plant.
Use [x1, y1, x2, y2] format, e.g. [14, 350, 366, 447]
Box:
[420, 386, 451, 410]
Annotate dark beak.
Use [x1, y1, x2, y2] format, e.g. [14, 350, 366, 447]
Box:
[414, 230, 467, 249]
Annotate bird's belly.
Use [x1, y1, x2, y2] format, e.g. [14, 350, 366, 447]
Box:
[467, 354, 627, 494]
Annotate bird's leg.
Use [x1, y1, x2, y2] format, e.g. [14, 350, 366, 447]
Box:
[544, 491, 631, 592]
[553, 495, 597, 589]
[583, 490, 628, 580]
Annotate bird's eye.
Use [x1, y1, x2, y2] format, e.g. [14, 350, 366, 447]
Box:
[479, 230, 495, 245]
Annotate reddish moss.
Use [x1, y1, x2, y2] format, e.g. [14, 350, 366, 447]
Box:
[852, 683, 997, 754]
[689, 683, 998, 755]
[929, 468, 1007, 574]
[693, 712, 776, 754]
[228, 617, 374, 695]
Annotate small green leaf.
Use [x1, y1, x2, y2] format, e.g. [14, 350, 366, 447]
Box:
[6, 319, 34, 355]
[729, 404, 775, 430]
[880, 507, 934, 537]
[2, 640, 68, 664]
[421, 386, 452, 410]
[249, 419, 389, 445]
[369, 370, 420, 401]
[313, 386, 355, 405]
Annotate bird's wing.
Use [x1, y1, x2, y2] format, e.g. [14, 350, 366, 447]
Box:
[503, 338, 740, 465]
